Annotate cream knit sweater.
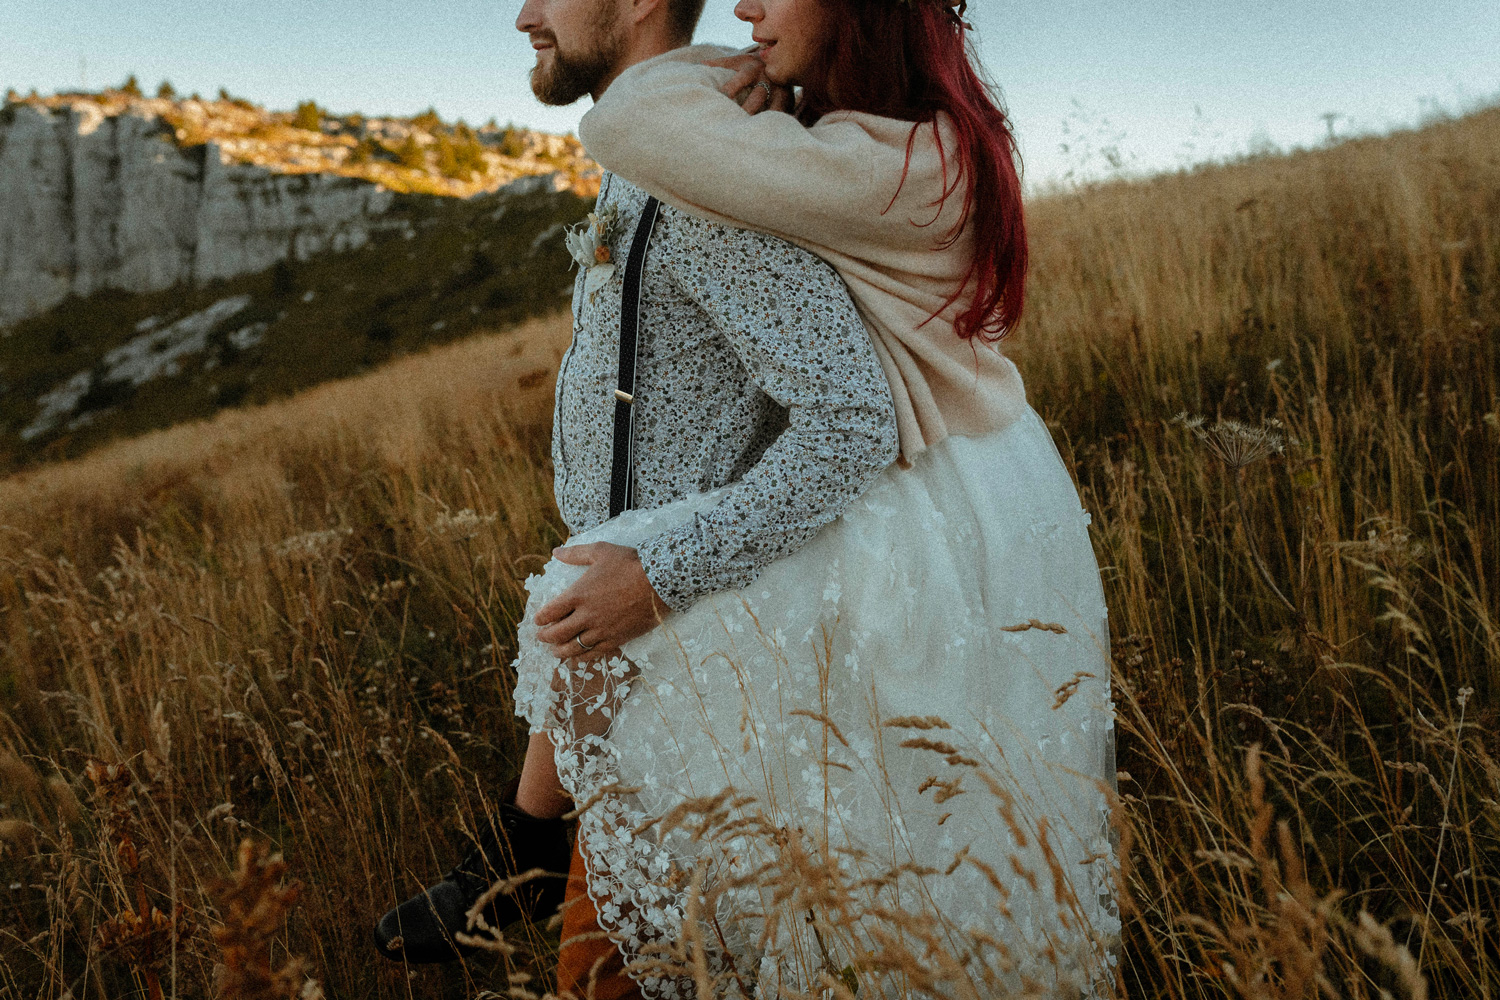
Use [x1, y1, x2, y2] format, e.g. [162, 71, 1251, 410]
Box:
[580, 45, 1030, 464]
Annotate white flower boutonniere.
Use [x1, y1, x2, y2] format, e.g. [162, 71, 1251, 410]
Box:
[565, 204, 623, 301]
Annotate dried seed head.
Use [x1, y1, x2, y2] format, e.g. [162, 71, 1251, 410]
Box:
[1353, 911, 1429, 1000]
[0, 752, 41, 799]
[1052, 671, 1097, 710]
[211, 839, 320, 1000]
[149, 700, 172, 764]
[0, 819, 36, 849]
[48, 775, 82, 824]
[882, 716, 952, 731]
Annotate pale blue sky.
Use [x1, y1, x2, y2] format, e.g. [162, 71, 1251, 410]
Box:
[3, 1, 1497, 186]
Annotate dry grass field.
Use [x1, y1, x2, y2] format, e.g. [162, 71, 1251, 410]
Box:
[0, 106, 1496, 999]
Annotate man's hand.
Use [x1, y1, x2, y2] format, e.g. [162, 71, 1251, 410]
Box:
[705, 53, 796, 115]
[533, 542, 674, 661]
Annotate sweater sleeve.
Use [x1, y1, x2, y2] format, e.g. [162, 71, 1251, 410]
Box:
[579, 49, 957, 260]
[633, 212, 899, 611]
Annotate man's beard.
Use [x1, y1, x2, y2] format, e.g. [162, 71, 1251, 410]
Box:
[530, 8, 625, 106]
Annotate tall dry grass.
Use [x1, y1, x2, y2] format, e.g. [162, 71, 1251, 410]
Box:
[0, 315, 574, 998]
[0, 107, 1496, 998]
[1009, 107, 1500, 998]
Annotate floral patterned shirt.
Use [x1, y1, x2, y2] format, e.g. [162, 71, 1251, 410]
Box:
[553, 174, 899, 612]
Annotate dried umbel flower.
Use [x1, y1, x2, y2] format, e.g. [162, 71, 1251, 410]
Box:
[1173, 413, 1286, 470]
[427, 507, 499, 542]
[365, 578, 408, 604]
[1336, 520, 1428, 569]
[1174, 413, 1306, 623]
[272, 527, 353, 562]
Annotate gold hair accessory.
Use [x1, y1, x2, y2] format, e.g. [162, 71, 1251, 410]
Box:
[897, 0, 970, 27]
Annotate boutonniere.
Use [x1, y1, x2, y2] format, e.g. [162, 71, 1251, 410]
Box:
[565, 204, 623, 301]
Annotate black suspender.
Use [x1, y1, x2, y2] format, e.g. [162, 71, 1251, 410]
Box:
[609, 196, 662, 519]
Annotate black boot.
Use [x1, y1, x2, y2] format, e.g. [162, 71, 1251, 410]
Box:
[374, 794, 572, 964]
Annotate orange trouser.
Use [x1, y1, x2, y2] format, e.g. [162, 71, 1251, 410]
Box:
[556, 839, 644, 1000]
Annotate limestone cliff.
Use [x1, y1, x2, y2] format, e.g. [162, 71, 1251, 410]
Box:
[0, 101, 403, 327]
[0, 91, 598, 329]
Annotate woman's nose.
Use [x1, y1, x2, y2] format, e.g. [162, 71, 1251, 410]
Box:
[733, 0, 763, 23]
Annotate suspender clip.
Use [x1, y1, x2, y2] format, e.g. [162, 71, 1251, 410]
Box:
[614, 389, 635, 405]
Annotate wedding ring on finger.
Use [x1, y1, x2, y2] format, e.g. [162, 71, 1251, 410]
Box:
[756, 81, 773, 103]
[574, 633, 596, 653]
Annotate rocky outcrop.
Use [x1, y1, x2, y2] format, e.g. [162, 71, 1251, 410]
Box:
[0, 102, 400, 327]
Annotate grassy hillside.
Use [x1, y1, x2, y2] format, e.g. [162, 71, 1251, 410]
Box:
[0, 181, 592, 470]
[0, 108, 1497, 999]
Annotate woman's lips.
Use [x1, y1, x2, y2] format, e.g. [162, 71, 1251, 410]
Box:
[755, 40, 776, 61]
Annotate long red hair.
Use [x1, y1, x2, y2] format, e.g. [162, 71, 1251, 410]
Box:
[800, 0, 1026, 342]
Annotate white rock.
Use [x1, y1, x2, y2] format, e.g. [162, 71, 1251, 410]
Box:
[21, 371, 93, 441]
[20, 294, 253, 439]
[227, 322, 268, 351]
[101, 294, 251, 386]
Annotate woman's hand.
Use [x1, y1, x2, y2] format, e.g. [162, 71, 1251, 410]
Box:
[705, 53, 796, 115]
[533, 542, 673, 662]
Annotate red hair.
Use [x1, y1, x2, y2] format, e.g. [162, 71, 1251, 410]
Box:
[801, 0, 1027, 342]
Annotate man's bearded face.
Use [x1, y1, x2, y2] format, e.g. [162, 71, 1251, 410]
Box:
[529, 0, 626, 106]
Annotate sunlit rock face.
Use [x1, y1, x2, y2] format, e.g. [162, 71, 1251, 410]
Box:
[0, 102, 396, 327]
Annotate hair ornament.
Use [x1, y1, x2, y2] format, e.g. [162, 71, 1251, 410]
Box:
[898, 0, 972, 30]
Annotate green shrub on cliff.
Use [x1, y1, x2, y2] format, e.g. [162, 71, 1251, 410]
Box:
[294, 100, 322, 133]
[436, 128, 487, 181]
[348, 137, 380, 166]
[396, 134, 426, 170]
[499, 125, 527, 158]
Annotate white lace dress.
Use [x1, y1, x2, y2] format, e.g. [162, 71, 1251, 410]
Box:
[513, 408, 1120, 999]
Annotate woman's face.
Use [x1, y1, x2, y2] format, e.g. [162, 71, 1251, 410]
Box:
[732, 0, 834, 87]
